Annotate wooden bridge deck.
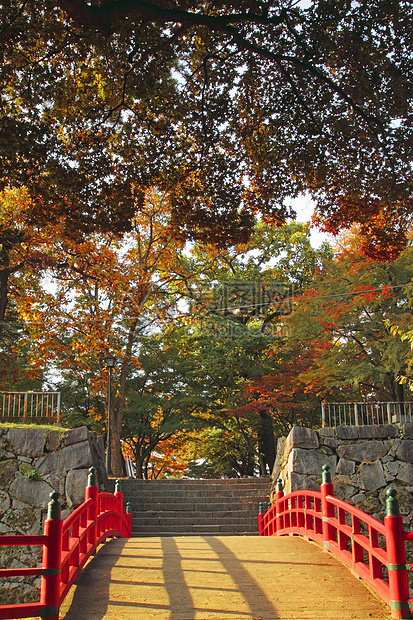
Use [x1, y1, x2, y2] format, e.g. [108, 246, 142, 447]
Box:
[59, 535, 392, 620]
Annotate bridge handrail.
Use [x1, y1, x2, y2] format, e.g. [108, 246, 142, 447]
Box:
[259, 466, 412, 619]
[0, 468, 132, 620]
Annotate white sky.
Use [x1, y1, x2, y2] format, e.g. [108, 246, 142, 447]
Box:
[292, 194, 335, 248]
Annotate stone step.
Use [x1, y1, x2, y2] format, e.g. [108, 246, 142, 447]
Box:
[124, 499, 268, 507]
[131, 514, 258, 526]
[122, 490, 268, 500]
[119, 481, 269, 493]
[126, 501, 267, 516]
[131, 523, 259, 535]
[119, 477, 269, 537]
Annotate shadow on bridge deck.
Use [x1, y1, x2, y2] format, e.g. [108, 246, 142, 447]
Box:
[59, 535, 392, 620]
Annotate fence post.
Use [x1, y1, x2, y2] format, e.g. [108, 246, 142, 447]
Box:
[258, 502, 265, 536]
[275, 478, 284, 535]
[321, 464, 334, 551]
[85, 466, 98, 552]
[40, 491, 63, 620]
[385, 488, 411, 619]
[321, 402, 326, 427]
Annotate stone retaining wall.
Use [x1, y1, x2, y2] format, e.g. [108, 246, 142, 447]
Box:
[0, 425, 107, 604]
[271, 424, 413, 526]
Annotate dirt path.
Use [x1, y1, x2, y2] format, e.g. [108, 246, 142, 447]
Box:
[59, 535, 391, 620]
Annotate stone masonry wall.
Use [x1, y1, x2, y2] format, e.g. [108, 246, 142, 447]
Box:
[0, 425, 107, 604]
[271, 424, 413, 526]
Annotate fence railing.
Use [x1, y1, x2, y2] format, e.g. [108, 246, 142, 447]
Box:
[321, 401, 413, 428]
[0, 467, 132, 620]
[0, 391, 61, 422]
[259, 466, 413, 619]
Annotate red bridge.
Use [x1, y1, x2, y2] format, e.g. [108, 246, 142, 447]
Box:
[1, 466, 410, 619]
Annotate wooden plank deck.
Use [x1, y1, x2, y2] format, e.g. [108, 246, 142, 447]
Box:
[59, 535, 392, 620]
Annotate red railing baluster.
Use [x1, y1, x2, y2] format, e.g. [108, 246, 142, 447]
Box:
[40, 492, 63, 620]
[86, 467, 98, 553]
[385, 488, 411, 619]
[321, 464, 335, 550]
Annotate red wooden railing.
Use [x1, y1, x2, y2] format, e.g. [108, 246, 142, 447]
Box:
[259, 464, 413, 619]
[0, 467, 132, 620]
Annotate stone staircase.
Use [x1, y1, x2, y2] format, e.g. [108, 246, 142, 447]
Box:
[118, 478, 270, 537]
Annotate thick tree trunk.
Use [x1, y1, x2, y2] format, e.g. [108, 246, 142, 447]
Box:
[0, 268, 10, 323]
[258, 411, 276, 475]
[108, 318, 139, 477]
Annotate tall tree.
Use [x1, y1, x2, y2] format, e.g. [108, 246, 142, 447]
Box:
[1, 1, 412, 256]
[285, 229, 413, 403]
[171, 222, 330, 473]
[12, 190, 189, 475]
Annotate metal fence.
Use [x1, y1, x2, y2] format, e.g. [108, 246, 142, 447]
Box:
[0, 392, 61, 422]
[321, 401, 413, 427]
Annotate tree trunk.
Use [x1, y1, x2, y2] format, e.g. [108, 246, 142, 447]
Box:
[109, 319, 139, 477]
[0, 268, 10, 323]
[258, 411, 276, 475]
[135, 454, 144, 479]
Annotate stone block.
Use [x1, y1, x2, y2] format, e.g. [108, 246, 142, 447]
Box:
[336, 440, 387, 462]
[64, 426, 90, 447]
[287, 448, 336, 477]
[352, 492, 366, 504]
[336, 426, 359, 440]
[318, 427, 336, 437]
[35, 441, 95, 474]
[332, 478, 358, 500]
[284, 427, 319, 461]
[358, 461, 386, 491]
[0, 489, 10, 513]
[93, 435, 106, 461]
[389, 438, 402, 456]
[36, 440, 95, 474]
[271, 436, 286, 480]
[65, 468, 89, 507]
[402, 423, 413, 439]
[324, 437, 338, 449]
[396, 462, 413, 485]
[8, 428, 46, 458]
[289, 472, 320, 493]
[46, 430, 62, 452]
[2, 502, 42, 534]
[0, 459, 18, 490]
[319, 445, 335, 456]
[383, 461, 400, 483]
[336, 458, 356, 476]
[358, 425, 398, 439]
[9, 475, 54, 509]
[396, 440, 413, 463]
[42, 473, 66, 498]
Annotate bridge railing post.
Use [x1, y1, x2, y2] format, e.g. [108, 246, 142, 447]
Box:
[320, 464, 335, 550]
[86, 466, 99, 552]
[385, 488, 411, 619]
[275, 478, 284, 534]
[258, 502, 265, 535]
[40, 491, 63, 620]
[126, 502, 132, 537]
